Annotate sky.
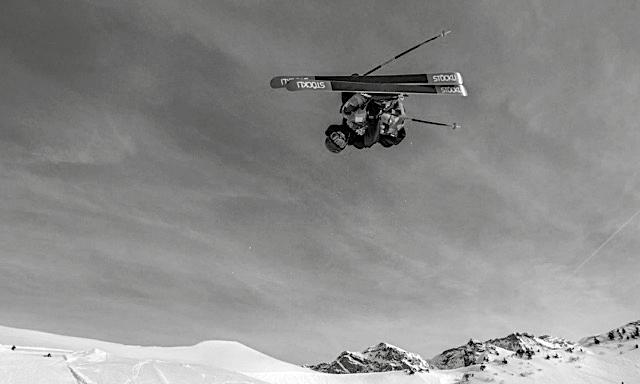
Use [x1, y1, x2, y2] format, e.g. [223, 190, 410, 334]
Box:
[1, 0, 639, 365]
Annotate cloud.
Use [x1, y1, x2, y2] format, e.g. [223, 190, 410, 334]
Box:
[0, 57, 139, 165]
[2, 0, 640, 364]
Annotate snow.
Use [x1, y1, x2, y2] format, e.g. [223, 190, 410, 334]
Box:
[0, 325, 307, 373]
[307, 342, 431, 373]
[431, 332, 582, 370]
[250, 370, 452, 384]
[579, 320, 640, 346]
[66, 349, 269, 384]
[0, 349, 76, 384]
[0, 323, 639, 384]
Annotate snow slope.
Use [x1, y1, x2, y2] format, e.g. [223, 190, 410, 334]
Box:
[0, 321, 639, 384]
[450, 342, 640, 384]
[66, 349, 270, 384]
[579, 320, 640, 346]
[0, 349, 76, 384]
[0, 325, 306, 373]
[0, 346, 271, 384]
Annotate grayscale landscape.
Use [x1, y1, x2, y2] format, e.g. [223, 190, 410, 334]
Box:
[1, 1, 638, 383]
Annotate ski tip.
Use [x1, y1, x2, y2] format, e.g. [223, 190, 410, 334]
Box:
[442, 30, 452, 37]
[270, 76, 286, 88]
[461, 85, 468, 97]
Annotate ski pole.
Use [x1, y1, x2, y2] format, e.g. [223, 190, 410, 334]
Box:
[409, 118, 460, 130]
[360, 30, 451, 77]
[387, 110, 460, 130]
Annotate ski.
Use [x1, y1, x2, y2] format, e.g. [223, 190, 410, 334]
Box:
[285, 80, 468, 96]
[270, 72, 463, 89]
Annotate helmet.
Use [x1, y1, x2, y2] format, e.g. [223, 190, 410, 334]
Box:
[325, 130, 347, 153]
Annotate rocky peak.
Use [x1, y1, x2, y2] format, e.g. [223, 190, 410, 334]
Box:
[306, 342, 431, 374]
[430, 339, 498, 369]
[431, 331, 578, 370]
[486, 332, 574, 354]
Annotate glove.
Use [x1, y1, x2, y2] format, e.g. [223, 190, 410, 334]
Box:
[379, 113, 402, 137]
[381, 122, 398, 137]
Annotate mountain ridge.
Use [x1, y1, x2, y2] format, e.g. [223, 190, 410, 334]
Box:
[0, 320, 638, 384]
[309, 320, 639, 372]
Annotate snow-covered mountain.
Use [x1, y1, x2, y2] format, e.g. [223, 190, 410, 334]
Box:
[306, 342, 431, 373]
[429, 338, 500, 370]
[431, 331, 579, 369]
[486, 332, 576, 353]
[0, 325, 306, 373]
[0, 321, 639, 383]
[579, 320, 640, 346]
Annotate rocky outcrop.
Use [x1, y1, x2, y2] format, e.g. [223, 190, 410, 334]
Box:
[430, 339, 498, 369]
[306, 342, 431, 374]
[579, 320, 640, 346]
[487, 332, 575, 353]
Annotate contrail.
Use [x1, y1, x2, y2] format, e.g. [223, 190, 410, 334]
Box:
[571, 207, 640, 276]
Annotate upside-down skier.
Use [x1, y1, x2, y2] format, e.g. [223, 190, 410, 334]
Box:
[271, 29, 464, 153]
[324, 92, 407, 153]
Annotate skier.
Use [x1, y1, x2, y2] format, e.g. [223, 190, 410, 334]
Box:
[324, 92, 407, 153]
[272, 30, 464, 153]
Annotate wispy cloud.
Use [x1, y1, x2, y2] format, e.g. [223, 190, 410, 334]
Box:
[1, 0, 639, 364]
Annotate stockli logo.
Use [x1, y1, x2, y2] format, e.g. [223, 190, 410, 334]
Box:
[431, 73, 459, 83]
[440, 86, 463, 94]
[296, 81, 327, 89]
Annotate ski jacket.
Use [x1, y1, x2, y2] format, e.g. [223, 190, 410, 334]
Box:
[378, 101, 406, 137]
[335, 93, 406, 149]
[340, 93, 370, 131]
[341, 93, 405, 119]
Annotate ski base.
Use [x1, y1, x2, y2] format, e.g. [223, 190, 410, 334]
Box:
[270, 72, 463, 88]
[285, 80, 467, 96]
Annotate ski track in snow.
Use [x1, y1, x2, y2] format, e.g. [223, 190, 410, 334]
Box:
[129, 360, 148, 383]
[67, 366, 91, 384]
[153, 364, 171, 384]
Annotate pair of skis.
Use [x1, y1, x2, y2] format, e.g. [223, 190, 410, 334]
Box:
[270, 29, 465, 129]
[271, 30, 466, 97]
[270, 72, 467, 96]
